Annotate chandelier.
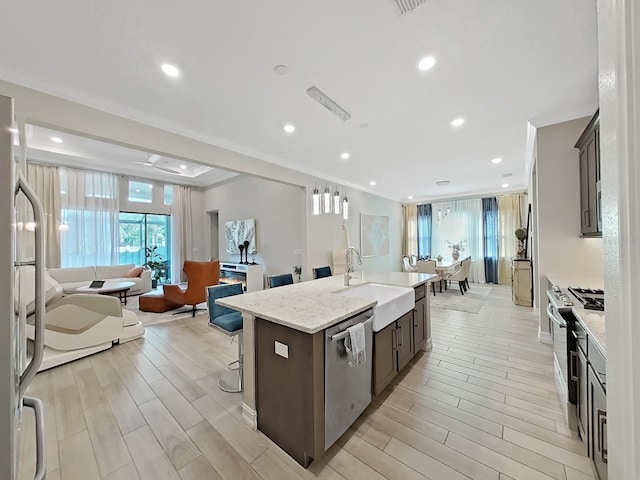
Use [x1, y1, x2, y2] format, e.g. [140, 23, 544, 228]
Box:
[312, 182, 349, 220]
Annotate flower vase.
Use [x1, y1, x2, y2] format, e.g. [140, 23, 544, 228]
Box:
[451, 251, 460, 261]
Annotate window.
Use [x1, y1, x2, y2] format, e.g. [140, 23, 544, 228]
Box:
[128, 180, 153, 203]
[164, 184, 173, 205]
[119, 212, 171, 280]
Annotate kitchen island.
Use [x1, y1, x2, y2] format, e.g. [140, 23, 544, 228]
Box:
[218, 270, 437, 466]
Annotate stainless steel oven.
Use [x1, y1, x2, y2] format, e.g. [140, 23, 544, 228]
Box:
[546, 288, 577, 430]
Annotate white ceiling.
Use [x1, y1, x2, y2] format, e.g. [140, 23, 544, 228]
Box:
[0, 0, 598, 201]
[25, 125, 239, 187]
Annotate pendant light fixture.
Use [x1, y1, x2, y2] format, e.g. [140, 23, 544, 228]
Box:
[333, 186, 341, 214]
[312, 184, 320, 216]
[342, 193, 349, 220]
[323, 183, 332, 213]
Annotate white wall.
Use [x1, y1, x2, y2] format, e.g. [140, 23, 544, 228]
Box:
[534, 116, 604, 333]
[204, 176, 304, 279]
[205, 176, 403, 282]
[189, 189, 207, 261]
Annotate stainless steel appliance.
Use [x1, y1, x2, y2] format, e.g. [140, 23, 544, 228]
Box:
[1, 95, 47, 479]
[568, 287, 605, 311]
[324, 310, 373, 450]
[546, 286, 578, 430]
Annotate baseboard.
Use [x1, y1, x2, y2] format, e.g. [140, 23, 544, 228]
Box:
[424, 338, 433, 351]
[538, 329, 552, 344]
[242, 403, 257, 431]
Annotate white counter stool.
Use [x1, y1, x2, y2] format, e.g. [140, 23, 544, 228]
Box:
[207, 283, 244, 392]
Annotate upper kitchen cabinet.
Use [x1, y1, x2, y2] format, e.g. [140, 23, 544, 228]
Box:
[575, 110, 601, 237]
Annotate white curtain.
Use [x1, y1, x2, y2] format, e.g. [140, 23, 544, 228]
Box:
[498, 194, 524, 284]
[402, 204, 418, 257]
[171, 185, 193, 283]
[60, 168, 119, 267]
[26, 162, 61, 268]
[431, 198, 486, 283]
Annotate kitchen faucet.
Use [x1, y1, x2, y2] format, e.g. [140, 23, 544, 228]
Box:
[344, 246, 362, 286]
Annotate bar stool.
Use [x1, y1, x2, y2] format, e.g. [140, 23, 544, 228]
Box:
[207, 283, 244, 392]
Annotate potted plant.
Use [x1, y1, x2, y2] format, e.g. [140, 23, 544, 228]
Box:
[144, 246, 168, 288]
[293, 265, 302, 282]
[446, 240, 466, 261]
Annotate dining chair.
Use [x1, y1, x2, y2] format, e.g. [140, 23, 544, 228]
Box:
[416, 259, 439, 296]
[312, 266, 332, 279]
[446, 258, 471, 295]
[207, 283, 244, 392]
[267, 273, 294, 288]
[402, 256, 417, 273]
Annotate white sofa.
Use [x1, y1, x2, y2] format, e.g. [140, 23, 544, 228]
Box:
[19, 267, 144, 371]
[47, 264, 152, 295]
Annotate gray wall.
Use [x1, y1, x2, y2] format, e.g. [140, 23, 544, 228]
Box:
[534, 116, 604, 333]
[204, 176, 304, 278]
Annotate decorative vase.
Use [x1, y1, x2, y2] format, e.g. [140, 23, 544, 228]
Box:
[243, 240, 250, 264]
[238, 244, 244, 264]
[451, 251, 460, 261]
[436, 255, 443, 262]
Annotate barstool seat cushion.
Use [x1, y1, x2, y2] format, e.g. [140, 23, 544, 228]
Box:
[211, 311, 243, 332]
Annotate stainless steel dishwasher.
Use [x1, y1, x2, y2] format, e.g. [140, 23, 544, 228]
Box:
[324, 309, 373, 450]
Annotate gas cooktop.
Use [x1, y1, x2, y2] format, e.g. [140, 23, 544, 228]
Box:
[568, 286, 605, 311]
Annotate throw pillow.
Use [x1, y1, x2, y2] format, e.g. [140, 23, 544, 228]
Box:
[126, 266, 144, 278]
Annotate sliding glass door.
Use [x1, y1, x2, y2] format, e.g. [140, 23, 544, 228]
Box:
[119, 212, 171, 279]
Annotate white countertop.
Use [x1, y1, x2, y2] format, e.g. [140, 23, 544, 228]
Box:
[572, 308, 606, 356]
[217, 271, 437, 334]
[546, 274, 604, 290]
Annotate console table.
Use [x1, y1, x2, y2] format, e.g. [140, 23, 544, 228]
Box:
[220, 262, 264, 292]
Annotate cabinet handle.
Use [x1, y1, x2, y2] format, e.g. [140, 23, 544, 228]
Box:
[569, 351, 579, 381]
[597, 409, 608, 464]
[397, 326, 403, 347]
[583, 209, 590, 227]
[392, 329, 397, 351]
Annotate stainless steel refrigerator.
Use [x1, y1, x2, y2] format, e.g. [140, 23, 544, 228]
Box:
[1, 94, 47, 479]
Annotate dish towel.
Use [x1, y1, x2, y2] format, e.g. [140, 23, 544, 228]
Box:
[346, 322, 366, 367]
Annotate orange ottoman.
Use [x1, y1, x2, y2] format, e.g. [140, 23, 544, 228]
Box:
[139, 291, 183, 313]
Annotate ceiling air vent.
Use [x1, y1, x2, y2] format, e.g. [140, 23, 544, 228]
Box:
[393, 0, 427, 14]
[306, 86, 351, 122]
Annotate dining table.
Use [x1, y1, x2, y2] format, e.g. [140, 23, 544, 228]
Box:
[433, 256, 469, 292]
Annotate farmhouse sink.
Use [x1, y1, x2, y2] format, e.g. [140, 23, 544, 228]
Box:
[336, 283, 415, 332]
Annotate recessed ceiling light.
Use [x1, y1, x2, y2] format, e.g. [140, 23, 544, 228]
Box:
[418, 56, 436, 71]
[436, 180, 450, 186]
[273, 64, 289, 76]
[179, 164, 187, 170]
[340, 152, 350, 160]
[161, 63, 180, 77]
[50, 136, 63, 144]
[491, 157, 502, 164]
[501, 183, 509, 188]
[451, 118, 465, 127]
[408, 195, 414, 200]
[283, 124, 296, 133]
[369, 181, 376, 186]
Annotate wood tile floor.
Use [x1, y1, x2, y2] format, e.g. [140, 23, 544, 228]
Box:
[19, 284, 595, 480]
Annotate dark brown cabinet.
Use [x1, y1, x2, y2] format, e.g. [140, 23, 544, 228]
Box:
[575, 110, 601, 237]
[255, 318, 325, 467]
[396, 311, 414, 371]
[373, 321, 399, 395]
[373, 284, 430, 395]
[589, 367, 607, 480]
